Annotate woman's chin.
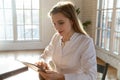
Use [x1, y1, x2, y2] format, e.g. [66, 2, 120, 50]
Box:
[59, 32, 63, 36]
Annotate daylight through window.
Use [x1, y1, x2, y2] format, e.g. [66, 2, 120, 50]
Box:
[96, 0, 120, 55]
[0, 0, 40, 41]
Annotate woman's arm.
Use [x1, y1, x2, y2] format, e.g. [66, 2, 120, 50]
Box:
[39, 70, 65, 80]
[40, 33, 59, 60]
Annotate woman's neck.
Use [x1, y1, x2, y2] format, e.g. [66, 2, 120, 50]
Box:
[62, 31, 75, 42]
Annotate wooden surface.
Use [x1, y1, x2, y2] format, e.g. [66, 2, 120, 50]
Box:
[97, 57, 117, 80]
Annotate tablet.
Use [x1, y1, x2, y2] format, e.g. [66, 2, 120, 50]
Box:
[17, 60, 46, 73]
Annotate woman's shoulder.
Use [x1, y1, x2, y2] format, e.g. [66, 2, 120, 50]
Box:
[77, 33, 93, 43]
[51, 32, 61, 42]
[52, 32, 61, 39]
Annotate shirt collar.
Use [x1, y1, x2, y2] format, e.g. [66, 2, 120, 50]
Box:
[60, 32, 79, 42]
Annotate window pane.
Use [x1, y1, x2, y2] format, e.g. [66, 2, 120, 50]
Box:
[101, 30, 110, 50]
[4, 0, 12, 8]
[102, 10, 107, 29]
[25, 10, 31, 24]
[96, 0, 120, 55]
[117, 0, 120, 8]
[32, 10, 39, 24]
[101, 30, 105, 48]
[105, 30, 110, 50]
[17, 25, 25, 40]
[32, 0, 39, 9]
[5, 9, 13, 24]
[96, 29, 101, 46]
[113, 32, 120, 55]
[25, 25, 32, 40]
[108, 0, 113, 8]
[0, 25, 13, 40]
[97, 10, 101, 27]
[6, 25, 13, 40]
[115, 10, 120, 32]
[0, 0, 41, 41]
[0, 25, 5, 40]
[0, 9, 4, 24]
[33, 25, 39, 40]
[101, 10, 112, 30]
[0, 0, 3, 8]
[16, 10, 24, 25]
[97, 0, 102, 9]
[16, 0, 23, 9]
[107, 10, 112, 29]
[102, 0, 107, 9]
[16, 0, 40, 41]
[24, 0, 31, 9]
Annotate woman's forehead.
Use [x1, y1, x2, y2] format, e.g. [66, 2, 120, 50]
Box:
[51, 13, 68, 22]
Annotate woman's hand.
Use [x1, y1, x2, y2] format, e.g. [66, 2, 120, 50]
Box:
[36, 61, 50, 71]
[39, 70, 65, 80]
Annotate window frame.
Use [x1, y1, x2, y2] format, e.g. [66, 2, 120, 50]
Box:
[95, 0, 120, 56]
[0, 0, 41, 41]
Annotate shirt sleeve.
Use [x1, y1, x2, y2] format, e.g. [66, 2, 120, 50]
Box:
[64, 38, 97, 80]
[40, 33, 58, 60]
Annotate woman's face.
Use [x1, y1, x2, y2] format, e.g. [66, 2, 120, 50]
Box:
[51, 13, 74, 37]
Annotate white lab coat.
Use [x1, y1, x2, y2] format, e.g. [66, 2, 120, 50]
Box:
[41, 32, 97, 80]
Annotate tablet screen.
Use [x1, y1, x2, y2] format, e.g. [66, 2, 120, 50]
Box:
[17, 60, 46, 72]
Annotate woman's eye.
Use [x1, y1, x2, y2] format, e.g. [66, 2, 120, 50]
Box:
[59, 22, 64, 25]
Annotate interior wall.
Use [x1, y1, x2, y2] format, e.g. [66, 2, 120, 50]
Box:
[81, 0, 97, 41]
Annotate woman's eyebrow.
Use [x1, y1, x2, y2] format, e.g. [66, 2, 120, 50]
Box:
[57, 20, 64, 22]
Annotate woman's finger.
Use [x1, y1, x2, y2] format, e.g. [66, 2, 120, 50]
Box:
[39, 71, 49, 80]
[45, 70, 55, 74]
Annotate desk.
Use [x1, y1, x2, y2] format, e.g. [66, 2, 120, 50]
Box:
[4, 69, 40, 80]
[0, 60, 39, 80]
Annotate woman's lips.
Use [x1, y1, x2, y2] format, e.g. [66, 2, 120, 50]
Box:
[59, 31, 63, 34]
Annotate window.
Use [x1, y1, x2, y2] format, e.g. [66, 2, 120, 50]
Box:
[96, 0, 120, 55]
[0, 0, 40, 41]
[0, 0, 13, 40]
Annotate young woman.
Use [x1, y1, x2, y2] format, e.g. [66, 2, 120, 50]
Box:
[37, 1, 97, 80]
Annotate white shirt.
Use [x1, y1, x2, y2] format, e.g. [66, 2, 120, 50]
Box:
[41, 32, 97, 80]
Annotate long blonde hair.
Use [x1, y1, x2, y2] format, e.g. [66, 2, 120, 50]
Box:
[48, 1, 88, 36]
